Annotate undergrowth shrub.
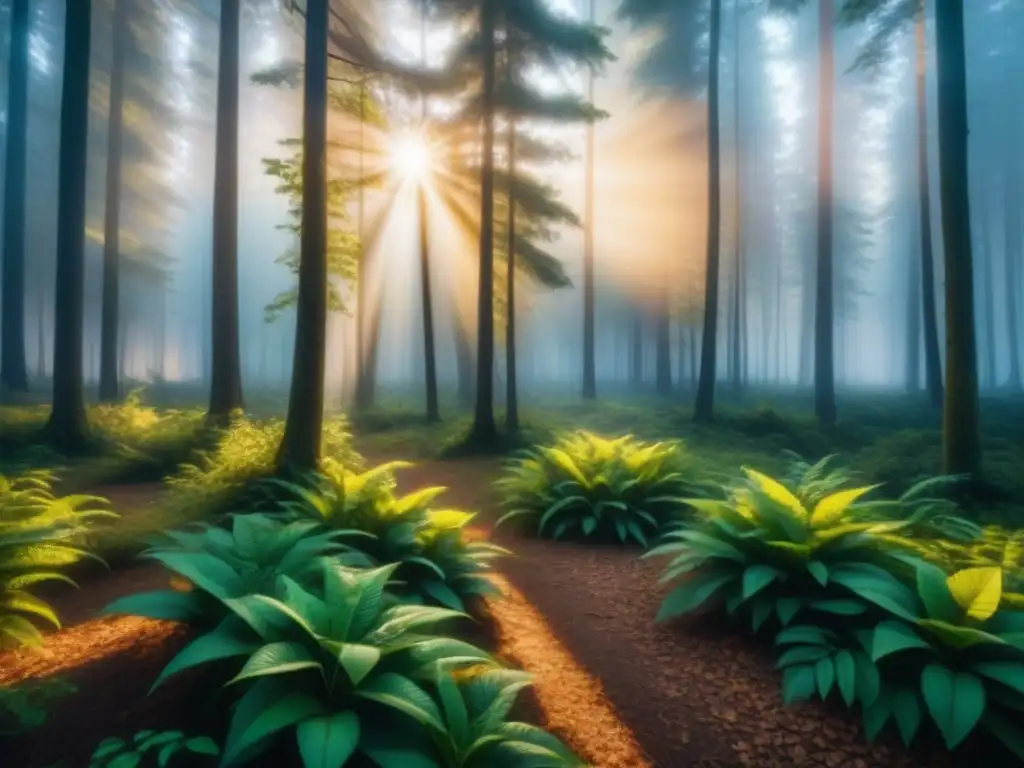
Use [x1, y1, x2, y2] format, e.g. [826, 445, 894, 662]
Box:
[0, 471, 115, 649]
[90, 731, 219, 767]
[648, 466, 923, 631]
[103, 513, 371, 665]
[650, 456, 1024, 762]
[268, 461, 507, 611]
[867, 563, 1024, 757]
[495, 431, 707, 546]
[163, 415, 362, 515]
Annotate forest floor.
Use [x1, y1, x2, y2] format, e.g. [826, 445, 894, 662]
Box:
[1, 452, 956, 768]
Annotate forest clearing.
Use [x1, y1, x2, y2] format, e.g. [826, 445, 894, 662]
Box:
[2, 0, 1023, 767]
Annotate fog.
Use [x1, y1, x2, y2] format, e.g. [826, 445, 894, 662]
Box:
[0, 0, 1022, 414]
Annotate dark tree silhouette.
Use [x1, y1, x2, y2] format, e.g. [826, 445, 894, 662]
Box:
[277, 0, 329, 471]
[46, 0, 93, 452]
[99, 0, 130, 402]
[0, 0, 30, 392]
[208, 0, 244, 419]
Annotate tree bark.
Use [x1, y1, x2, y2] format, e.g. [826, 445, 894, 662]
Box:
[1005, 164, 1022, 389]
[468, 0, 500, 445]
[934, 0, 980, 477]
[813, 0, 837, 426]
[630, 308, 643, 387]
[655, 293, 672, 396]
[46, 0, 93, 452]
[99, 0, 129, 402]
[354, 77, 372, 410]
[277, 0, 329, 471]
[505, 121, 519, 432]
[581, 0, 597, 400]
[729, 0, 744, 396]
[916, 9, 944, 407]
[418, 0, 439, 422]
[0, 0, 30, 392]
[208, 0, 244, 418]
[694, 0, 723, 422]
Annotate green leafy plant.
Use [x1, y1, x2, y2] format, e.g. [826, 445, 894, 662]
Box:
[495, 431, 704, 545]
[1, 472, 115, 648]
[773, 624, 882, 709]
[146, 561, 496, 767]
[868, 564, 1024, 756]
[90, 730, 219, 767]
[164, 416, 362, 512]
[271, 461, 508, 611]
[102, 513, 370, 636]
[405, 666, 585, 767]
[648, 468, 921, 631]
[0, 677, 77, 735]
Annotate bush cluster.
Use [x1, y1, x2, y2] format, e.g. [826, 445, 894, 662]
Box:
[495, 430, 709, 546]
[647, 459, 1024, 760]
[100, 460, 580, 768]
[0, 471, 116, 649]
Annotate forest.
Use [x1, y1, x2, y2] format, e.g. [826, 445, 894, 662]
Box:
[1, 0, 1023, 766]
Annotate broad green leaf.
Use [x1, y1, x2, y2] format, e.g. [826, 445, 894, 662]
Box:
[871, 621, 930, 662]
[814, 657, 835, 699]
[892, 686, 922, 747]
[296, 712, 360, 768]
[357, 673, 445, 732]
[742, 565, 781, 600]
[972, 660, 1024, 696]
[655, 573, 733, 622]
[183, 736, 218, 755]
[806, 560, 829, 587]
[916, 562, 961, 622]
[221, 683, 325, 766]
[920, 664, 986, 749]
[834, 650, 856, 706]
[336, 643, 382, 686]
[781, 665, 816, 703]
[227, 642, 321, 686]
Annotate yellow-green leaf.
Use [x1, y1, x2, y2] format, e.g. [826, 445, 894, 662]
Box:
[810, 485, 880, 527]
[947, 567, 1002, 621]
[743, 468, 808, 521]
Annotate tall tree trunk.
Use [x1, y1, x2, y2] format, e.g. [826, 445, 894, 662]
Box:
[99, 0, 129, 402]
[694, 0, 723, 422]
[468, 0, 499, 444]
[729, 0, 743, 395]
[935, 0, 980, 476]
[916, 9, 944, 407]
[354, 76, 372, 410]
[1005, 165, 1022, 389]
[418, 181, 439, 420]
[208, 0, 244, 418]
[46, 0, 93, 452]
[454, 316, 474, 406]
[813, 0, 837, 426]
[418, 0, 439, 422]
[630, 308, 643, 387]
[655, 293, 672, 396]
[688, 325, 698, 388]
[979, 195, 996, 388]
[581, 0, 597, 400]
[905, 198, 922, 390]
[505, 122, 519, 432]
[0, 0, 30, 392]
[278, 0, 328, 471]
[156, 282, 166, 378]
[36, 295, 46, 377]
